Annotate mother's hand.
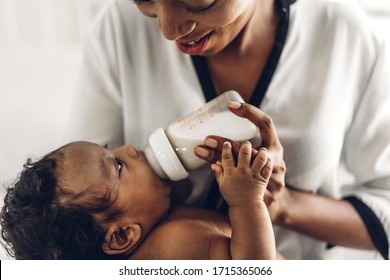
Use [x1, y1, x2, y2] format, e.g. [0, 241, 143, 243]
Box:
[194, 102, 287, 223]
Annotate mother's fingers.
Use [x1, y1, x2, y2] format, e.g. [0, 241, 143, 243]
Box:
[203, 135, 241, 152]
[194, 135, 258, 164]
[193, 135, 238, 164]
[194, 145, 221, 164]
[228, 102, 279, 148]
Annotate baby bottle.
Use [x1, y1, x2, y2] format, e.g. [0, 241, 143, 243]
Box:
[145, 90, 258, 181]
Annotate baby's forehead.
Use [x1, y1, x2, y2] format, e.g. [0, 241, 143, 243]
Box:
[63, 141, 102, 154]
[59, 142, 104, 165]
[55, 148, 116, 209]
[57, 141, 108, 191]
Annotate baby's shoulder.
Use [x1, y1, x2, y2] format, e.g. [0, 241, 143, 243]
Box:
[133, 207, 231, 259]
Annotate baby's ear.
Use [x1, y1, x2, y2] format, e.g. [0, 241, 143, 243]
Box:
[102, 224, 142, 256]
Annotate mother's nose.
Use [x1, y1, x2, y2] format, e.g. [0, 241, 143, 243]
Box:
[157, 7, 196, 40]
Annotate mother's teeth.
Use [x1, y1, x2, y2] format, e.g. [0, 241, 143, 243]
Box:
[186, 38, 202, 47]
[187, 41, 196, 47]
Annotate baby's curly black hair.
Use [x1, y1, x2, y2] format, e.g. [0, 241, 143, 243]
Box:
[0, 148, 123, 260]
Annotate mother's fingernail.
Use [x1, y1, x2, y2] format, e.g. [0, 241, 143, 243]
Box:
[223, 141, 232, 149]
[194, 146, 209, 157]
[228, 101, 242, 109]
[204, 137, 218, 148]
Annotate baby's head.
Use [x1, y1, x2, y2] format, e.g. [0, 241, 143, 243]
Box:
[1, 141, 171, 259]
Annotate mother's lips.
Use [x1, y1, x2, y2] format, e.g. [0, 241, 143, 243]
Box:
[177, 32, 212, 45]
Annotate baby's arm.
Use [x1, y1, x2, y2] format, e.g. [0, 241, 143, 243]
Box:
[212, 141, 275, 260]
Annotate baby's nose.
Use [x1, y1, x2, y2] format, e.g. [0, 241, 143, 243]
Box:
[117, 144, 138, 158]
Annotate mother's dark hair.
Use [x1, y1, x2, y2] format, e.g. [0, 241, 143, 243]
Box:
[0, 149, 123, 260]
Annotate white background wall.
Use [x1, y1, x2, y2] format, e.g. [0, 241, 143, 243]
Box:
[0, 0, 107, 259]
[0, 0, 389, 260]
[0, 0, 106, 197]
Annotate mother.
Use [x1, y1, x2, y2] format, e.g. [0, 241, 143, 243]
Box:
[65, 0, 390, 259]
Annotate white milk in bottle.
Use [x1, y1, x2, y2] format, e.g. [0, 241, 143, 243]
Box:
[145, 90, 258, 181]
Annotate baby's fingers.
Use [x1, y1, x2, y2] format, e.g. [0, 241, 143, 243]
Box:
[221, 141, 235, 171]
[211, 163, 223, 183]
[262, 158, 273, 180]
[252, 148, 273, 180]
[237, 141, 252, 169]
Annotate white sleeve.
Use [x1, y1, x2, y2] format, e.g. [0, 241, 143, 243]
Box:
[342, 40, 390, 259]
[64, 10, 123, 148]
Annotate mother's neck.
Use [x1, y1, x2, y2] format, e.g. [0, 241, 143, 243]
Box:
[221, 0, 280, 57]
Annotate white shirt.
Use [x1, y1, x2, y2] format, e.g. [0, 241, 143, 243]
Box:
[65, 0, 390, 259]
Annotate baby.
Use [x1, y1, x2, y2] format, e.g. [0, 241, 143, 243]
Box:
[0, 140, 275, 260]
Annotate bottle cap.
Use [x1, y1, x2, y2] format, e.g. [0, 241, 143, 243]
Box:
[144, 145, 168, 179]
[147, 128, 189, 181]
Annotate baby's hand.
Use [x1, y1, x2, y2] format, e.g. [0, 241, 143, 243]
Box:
[212, 141, 273, 208]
